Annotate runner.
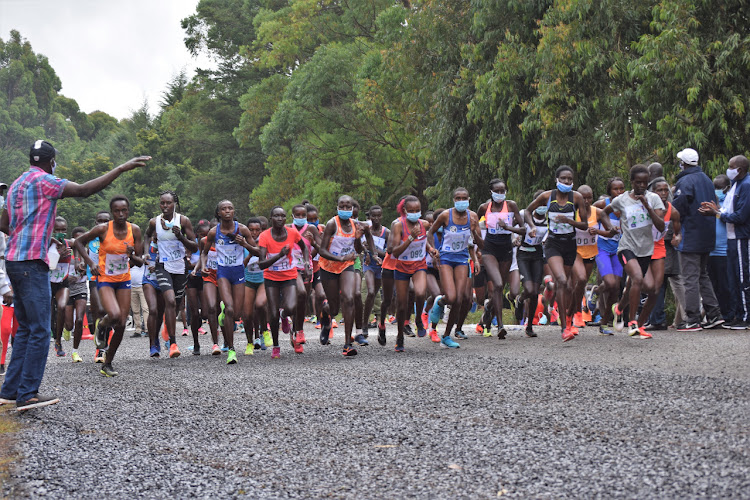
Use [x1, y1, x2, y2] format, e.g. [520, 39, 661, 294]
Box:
[242, 217, 268, 352]
[49, 216, 72, 357]
[378, 203, 403, 347]
[64, 226, 89, 362]
[74, 195, 144, 376]
[194, 220, 221, 355]
[186, 220, 209, 354]
[427, 188, 482, 344]
[603, 164, 665, 338]
[317, 196, 367, 355]
[258, 206, 311, 358]
[88, 210, 111, 363]
[362, 205, 389, 338]
[145, 190, 198, 358]
[388, 195, 434, 351]
[478, 179, 525, 339]
[422, 209, 444, 342]
[649, 179, 682, 331]
[201, 200, 258, 364]
[525, 166, 590, 341]
[290, 204, 320, 354]
[306, 203, 332, 341]
[517, 191, 547, 337]
[569, 185, 616, 330]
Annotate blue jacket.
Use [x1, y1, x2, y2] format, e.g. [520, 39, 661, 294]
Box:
[720, 174, 750, 240]
[673, 165, 717, 253]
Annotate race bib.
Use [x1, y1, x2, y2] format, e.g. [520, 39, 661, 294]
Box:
[548, 212, 574, 234]
[105, 253, 129, 276]
[575, 229, 596, 247]
[159, 239, 185, 262]
[49, 262, 69, 283]
[524, 225, 547, 246]
[269, 252, 292, 272]
[206, 250, 218, 270]
[624, 204, 651, 230]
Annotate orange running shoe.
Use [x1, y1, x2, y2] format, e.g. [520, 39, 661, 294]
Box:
[562, 328, 575, 342]
[475, 324, 484, 334]
[573, 312, 586, 328]
[297, 330, 306, 344]
[169, 343, 181, 358]
[332, 319, 338, 329]
[429, 329, 440, 343]
[638, 326, 653, 339]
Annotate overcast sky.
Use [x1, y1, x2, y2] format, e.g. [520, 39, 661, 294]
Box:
[0, 0, 214, 120]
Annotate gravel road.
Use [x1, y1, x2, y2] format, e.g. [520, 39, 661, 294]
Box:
[2, 322, 749, 498]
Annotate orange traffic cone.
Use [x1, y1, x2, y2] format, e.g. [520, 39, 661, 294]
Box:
[81, 314, 94, 340]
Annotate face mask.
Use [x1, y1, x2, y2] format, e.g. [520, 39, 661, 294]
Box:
[309, 220, 319, 227]
[491, 192, 506, 203]
[52, 160, 57, 175]
[54, 232, 66, 241]
[454, 200, 470, 212]
[0, 196, 4, 210]
[293, 218, 307, 227]
[535, 206, 548, 216]
[556, 181, 573, 193]
[338, 210, 352, 220]
[715, 189, 726, 203]
[406, 212, 421, 223]
[727, 168, 739, 181]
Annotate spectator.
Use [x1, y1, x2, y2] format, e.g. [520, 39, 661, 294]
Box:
[130, 262, 149, 338]
[707, 175, 733, 322]
[0, 140, 149, 411]
[701, 155, 750, 329]
[671, 148, 724, 331]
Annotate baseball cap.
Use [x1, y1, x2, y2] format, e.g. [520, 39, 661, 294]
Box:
[676, 148, 699, 166]
[29, 140, 57, 163]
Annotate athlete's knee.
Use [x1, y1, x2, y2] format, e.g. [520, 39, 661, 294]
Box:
[556, 276, 568, 289]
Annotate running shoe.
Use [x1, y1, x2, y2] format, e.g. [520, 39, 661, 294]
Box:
[263, 331, 272, 348]
[724, 320, 750, 330]
[169, 343, 181, 358]
[455, 330, 468, 340]
[404, 324, 415, 337]
[388, 315, 397, 324]
[192, 346, 201, 356]
[429, 329, 440, 343]
[315, 321, 321, 329]
[496, 327, 507, 340]
[421, 312, 429, 330]
[378, 323, 387, 346]
[475, 324, 484, 335]
[482, 327, 492, 338]
[55, 343, 65, 357]
[182, 328, 189, 336]
[293, 341, 303, 354]
[0, 396, 13, 405]
[94, 349, 105, 363]
[429, 296, 444, 325]
[702, 316, 725, 330]
[525, 326, 537, 338]
[638, 327, 652, 339]
[599, 325, 614, 336]
[16, 395, 60, 412]
[677, 322, 703, 332]
[221, 344, 229, 352]
[362, 326, 369, 338]
[71, 352, 82, 363]
[245, 344, 254, 356]
[320, 322, 331, 345]
[94, 321, 108, 349]
[254, 339, 262, 351]
[394, 344, 404, 353]
[332, 319, 339, 329]
[354, 334, 369, 346]
[212, 344, 222, 355]
[573, 312, 586, 328]
[271, 346, 281, 359]
[367, 320, 378, 329]
[297, 330, 306, 345]
[569, 323, 579, 336]
[281, 316, 290, 334]
[417, 326, 427, 338]
[198, 327, 207, 335]
[627, 321, 640, 337]
[224, 349, 236, 364]
[440, 336, 460, 349]
[100, 364, 118, 377]
[562, 328, 575, 342]
[549, 308, 559, 325]
[342, 345, 358, 357]
[130, 331, 141, 338]
[612, 304, 624, 332]
[149, 345, 160, 358]
[236, 321, 245, 334]
[62, 328, 71, 342]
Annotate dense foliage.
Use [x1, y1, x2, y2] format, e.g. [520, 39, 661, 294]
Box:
[1, 0, 748, 230]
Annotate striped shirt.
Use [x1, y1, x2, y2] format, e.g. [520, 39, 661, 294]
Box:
[6, 166, 67, 264]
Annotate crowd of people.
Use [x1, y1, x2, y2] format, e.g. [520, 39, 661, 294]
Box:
[0, 141, 748, 411]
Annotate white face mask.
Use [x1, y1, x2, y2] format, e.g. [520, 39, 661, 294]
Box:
[727, 168, 739, 181]
[52, 160, 57, 175]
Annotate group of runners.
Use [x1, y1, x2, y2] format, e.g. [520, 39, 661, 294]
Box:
[20, 154, 745, 379]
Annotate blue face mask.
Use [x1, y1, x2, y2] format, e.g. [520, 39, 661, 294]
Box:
[406, 212, 421, 223]
[491, 192, 506, 203]
[557, 181, 573, 193]
[454, 200, 470, 212]
[309, 220, 319, 227]
[535, 206, 548, 216]
[715, 189, 726, 203]
[293, 218, 307, 227]
[338, 210, 352, 220]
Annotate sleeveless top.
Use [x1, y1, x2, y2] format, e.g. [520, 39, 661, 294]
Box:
[50, 240, 72, 283]
[440, 208, 471, 261]
[143, 245, 159, 284]
[319, 216, 356, 274]
[395, 216, 428, 274]
[98, 221, 134, 283]
[597, 198, 621, 254]
[520, 211, 548, 254]
[362, 226, 387, 268]
[652, 202, 672, 260]
[156, 211, 186, 274]
[575, 207, 599, 259]
[291, 223, 313, 270]
[484, 201, 514, 245]
[215, 221, 244, 268]
[546, 190, 576, 242]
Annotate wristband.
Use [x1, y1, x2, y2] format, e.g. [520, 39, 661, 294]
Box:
[408, 235, 415, 242]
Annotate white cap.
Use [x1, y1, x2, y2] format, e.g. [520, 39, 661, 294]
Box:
[676, 148, 699, 166]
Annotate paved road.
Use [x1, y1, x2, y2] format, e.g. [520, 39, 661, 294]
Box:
[2, 323, 749, 498]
